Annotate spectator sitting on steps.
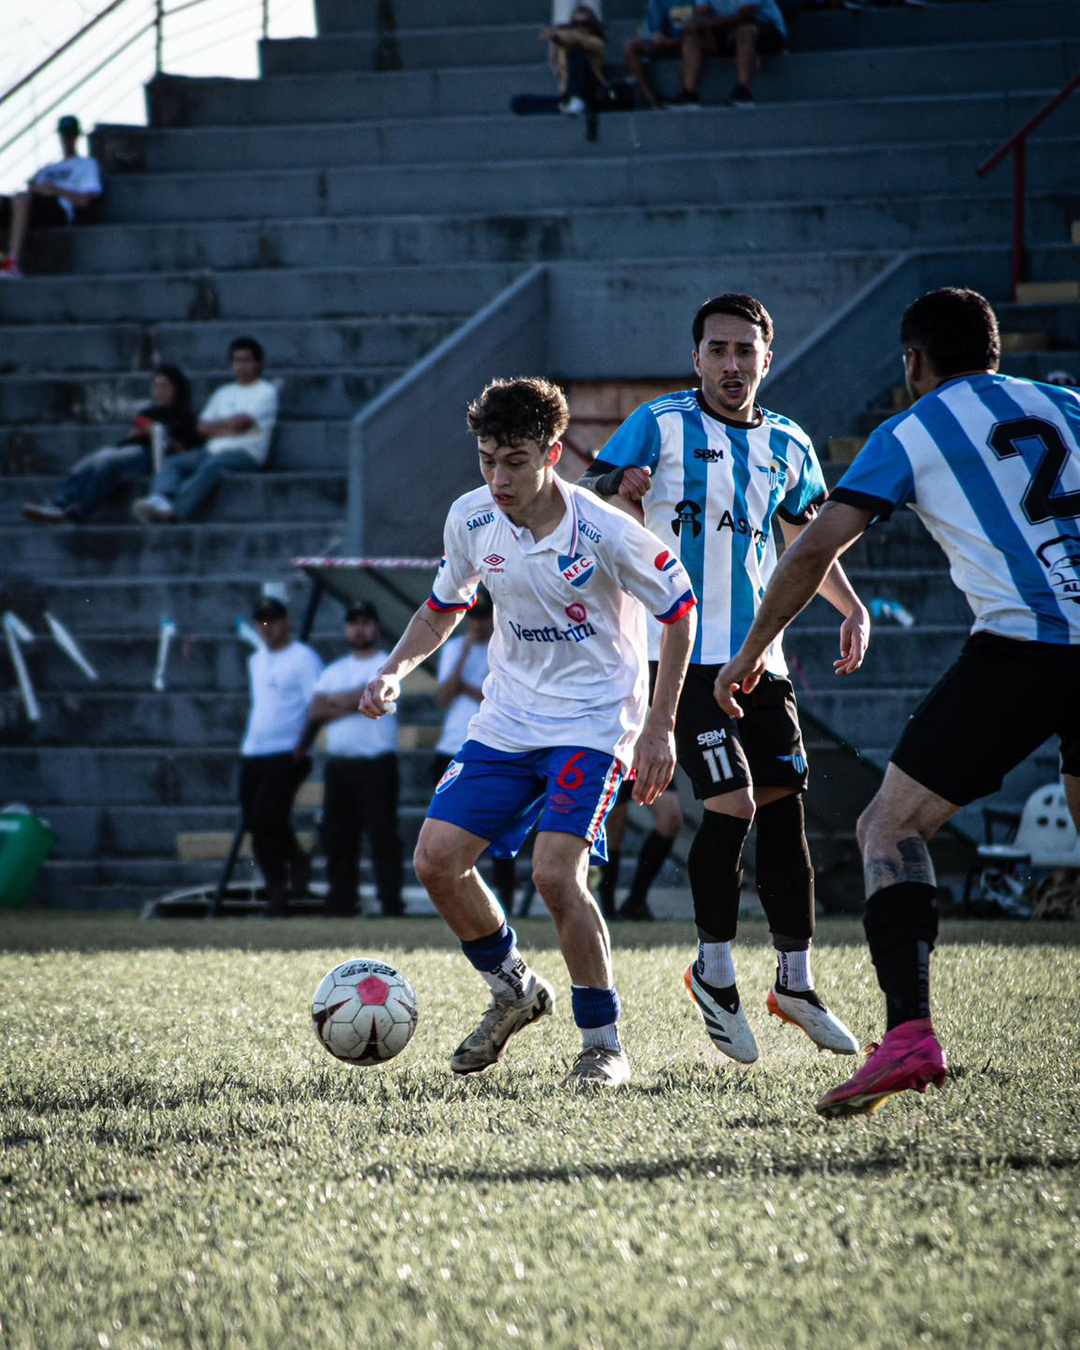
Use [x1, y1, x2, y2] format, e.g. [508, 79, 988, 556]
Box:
[0, 114, 102, 280]
[624, 1, 710, 111]
[678, 0, 788, 108]
[511, 6, 607, 117]
[132, 336, 277, 524]
[22, 364, 203, 524]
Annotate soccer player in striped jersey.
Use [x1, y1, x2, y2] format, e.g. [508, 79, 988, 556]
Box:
[716, 287, 1080, 1115]
[591, 293, 869, 1065]
[360, 377, 697, 1088]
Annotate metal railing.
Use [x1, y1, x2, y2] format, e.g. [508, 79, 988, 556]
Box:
[976, 73, 1080, 299]
[0, 0, 312, 191]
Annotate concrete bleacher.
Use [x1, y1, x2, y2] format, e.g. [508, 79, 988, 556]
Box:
[1, 0, 1078, 907]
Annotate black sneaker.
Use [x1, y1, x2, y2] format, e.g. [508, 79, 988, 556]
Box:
[670, 90, 702, 111]
[729, 84, 755, 107]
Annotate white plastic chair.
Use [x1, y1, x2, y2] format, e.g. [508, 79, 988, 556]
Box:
[965, 782, 1080, 914]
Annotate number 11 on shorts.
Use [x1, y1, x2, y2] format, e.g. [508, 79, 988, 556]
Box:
[702, 744, 733, 784]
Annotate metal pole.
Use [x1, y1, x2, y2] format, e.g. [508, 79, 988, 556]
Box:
[262, 0, 269, 41]
[1012, 140, 1026, 298]
[155, 0, 164, 72]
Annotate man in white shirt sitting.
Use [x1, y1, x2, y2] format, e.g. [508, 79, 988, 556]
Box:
[0, 114, 102, 280]
[299, 601, 405, 917]
[133, 336, 278, 523]
[240, 597, 323, 916]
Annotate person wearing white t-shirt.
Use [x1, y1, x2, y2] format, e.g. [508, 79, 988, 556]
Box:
[1, 114, 101, 280]
[240, 597, 323, 915]
[298, 601, 404, 917]
[133, 337, 278, 523]
[359, 377, 697, 1088]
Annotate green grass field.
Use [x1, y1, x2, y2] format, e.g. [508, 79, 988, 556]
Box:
[1, 913, 1077, 1350]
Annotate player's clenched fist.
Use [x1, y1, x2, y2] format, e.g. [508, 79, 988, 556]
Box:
[617, 466, 653, 502]
[358, 671, 400, 718]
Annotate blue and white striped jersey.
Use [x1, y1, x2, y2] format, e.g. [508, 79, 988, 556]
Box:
[833, 373, 1080, 645]
[598, 389, 826, 670]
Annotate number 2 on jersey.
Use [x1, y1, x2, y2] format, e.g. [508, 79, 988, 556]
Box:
[989, 417, 1080, 524]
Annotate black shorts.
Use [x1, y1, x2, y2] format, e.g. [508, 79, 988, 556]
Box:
[703, 20, 786, 55]
[614, 778, 677, 806]
[654, 662, 809, 801]
[891, 631, 1080, 805]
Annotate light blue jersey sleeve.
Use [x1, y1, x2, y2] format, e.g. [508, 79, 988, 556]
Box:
[751, 0, 786, 39]
[778, 442, 827, 523]
[832, 425, 917, 521]
[596, 402, 663, 472]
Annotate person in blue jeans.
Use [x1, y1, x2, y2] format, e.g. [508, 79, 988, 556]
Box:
[22, 364, 202, 523]
[133, 336, 278, 524]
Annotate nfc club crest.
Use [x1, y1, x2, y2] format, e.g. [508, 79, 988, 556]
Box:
[558, 553, 596, 588]
[435, 760, 463, 794]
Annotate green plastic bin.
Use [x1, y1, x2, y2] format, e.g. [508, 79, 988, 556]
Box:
[0, 812, 56, 908]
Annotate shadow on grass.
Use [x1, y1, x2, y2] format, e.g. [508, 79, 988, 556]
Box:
[4, 912, 1079, 954]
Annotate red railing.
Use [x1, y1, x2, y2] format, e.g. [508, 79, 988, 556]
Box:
[976, 73, 1080, 299]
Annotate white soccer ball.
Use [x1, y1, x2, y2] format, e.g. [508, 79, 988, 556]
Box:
[311, 957, 418, 1065]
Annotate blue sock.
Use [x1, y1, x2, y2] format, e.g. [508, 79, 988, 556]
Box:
[461, 924, 532, 1002]
[571, 984, 622, 1052]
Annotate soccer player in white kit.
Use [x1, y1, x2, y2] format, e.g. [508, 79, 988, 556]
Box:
[359, 377, 697, 1087]
[717, 288, 1080, 1116]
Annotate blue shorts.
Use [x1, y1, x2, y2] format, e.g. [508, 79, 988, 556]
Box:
[426, 740, 623, 862]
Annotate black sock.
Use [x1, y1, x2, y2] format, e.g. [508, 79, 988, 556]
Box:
[687, 812, 752, 942]
[864, 882, 939, 1030]
[623, 831, 672, 912]
[755, 794, 815, 944]
[598, 851, 621, 917]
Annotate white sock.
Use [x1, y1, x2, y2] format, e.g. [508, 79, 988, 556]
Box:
[479, 952, 535, 1003]
[581, 1022, 622, 1052]
[697, 939, 736, 988]
[776, 946, 812, 991]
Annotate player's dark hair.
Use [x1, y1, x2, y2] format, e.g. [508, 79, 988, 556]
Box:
[692, 293, 774, 348]
[900, 288, 1000, 377]
[154, 363, 192, 411]
[229, 335, 264, 366]
[467, 377, 570, 448]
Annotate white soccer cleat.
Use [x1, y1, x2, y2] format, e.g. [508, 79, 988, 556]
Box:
[562, 1045, 632, 1088]
[684, 964, 759, 1064]
[766, 985, 859, 1055]
[449, 975, 555, 1075]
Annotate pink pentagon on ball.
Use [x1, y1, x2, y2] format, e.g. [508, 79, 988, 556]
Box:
[355, 976, 390, 1005]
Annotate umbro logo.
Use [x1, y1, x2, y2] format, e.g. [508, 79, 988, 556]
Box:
[483, 554, 505, 566]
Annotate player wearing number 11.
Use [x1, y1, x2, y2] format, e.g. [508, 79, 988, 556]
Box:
[716, 287, 1080, 1116]
[359, 377, 697, 1088]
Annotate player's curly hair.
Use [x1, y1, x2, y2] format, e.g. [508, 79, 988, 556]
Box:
[692, 293, 774, 348]
[901, 288, 1000, 378]
[466, 377, 570, 448]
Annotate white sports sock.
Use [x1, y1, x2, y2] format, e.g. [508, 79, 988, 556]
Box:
[479, 951, 535, 1003]
[776, 946, 812, 991]
[581, 1022, 622, 1052]
[697, 939, 736, 988]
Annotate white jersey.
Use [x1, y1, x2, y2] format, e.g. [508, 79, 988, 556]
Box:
[241, 641, 323, 756]
[834, 373, 1080, 644]
[429, 475, 695, 769]
[315, 651, 398, 758]
[598, 389, 827, 671]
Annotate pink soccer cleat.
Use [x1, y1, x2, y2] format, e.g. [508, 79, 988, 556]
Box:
[814, 1017, 947, 1118]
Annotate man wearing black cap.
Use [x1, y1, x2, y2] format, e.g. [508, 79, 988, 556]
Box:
[240, 597, 323, 915]
[299, 601, 404, 916]
[1, 115, 102, 279]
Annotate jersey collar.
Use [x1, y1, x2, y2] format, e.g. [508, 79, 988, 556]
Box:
[696, 388, 765, 430]
[497, 474, 579, 555]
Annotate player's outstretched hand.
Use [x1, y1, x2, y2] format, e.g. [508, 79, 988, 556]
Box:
[835, 604, 870, 675]
[358, 672, 400, 719]
[713, 652, 765, 717]
[618, 466, 653, 503]
[630, 725, 676, 806]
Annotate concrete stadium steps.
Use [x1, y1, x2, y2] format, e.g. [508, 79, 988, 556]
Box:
[4, 472, 347, 525]
[3, 421, 350, 473]
[148, 39, 1080, 126]
[264, 3, 1080, 76]
[0, 263, 518, 324]
[94, 137, 1078, 226]
[785, 625, 969, 689]
[0, 367, 400, 421]
[4, 521, 344, 580]
[800, 572, 970, 627]
[100, 90, 1080, 176]
[0, 317, 461, 375]
[29, 197, 1077, 278]
[995, 301, 1080, 349]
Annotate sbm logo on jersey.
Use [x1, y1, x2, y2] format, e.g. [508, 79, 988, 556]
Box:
[558, 553, 596, 588]
[693, 446, 725, 463]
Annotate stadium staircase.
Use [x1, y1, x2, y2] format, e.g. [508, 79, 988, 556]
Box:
[1, 0, 1077, 908]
